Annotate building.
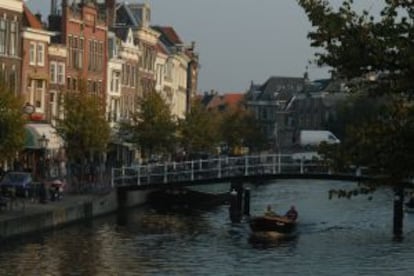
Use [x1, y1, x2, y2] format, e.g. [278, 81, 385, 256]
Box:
[245, 75, 347, 151]
[0, 0, 23, 95]
[48, 43, 67, 125]
[245, 76, 305, 151]
[114, 2, 158, 96]
[152, 26, 191, 119]
[49, 0, 108, 99]
[21, 5, 53, 122]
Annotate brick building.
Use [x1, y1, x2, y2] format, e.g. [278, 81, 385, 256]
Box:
[0, 0, 22, 95]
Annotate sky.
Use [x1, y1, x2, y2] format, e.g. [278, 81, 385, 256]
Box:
[26, 0, 382, 93]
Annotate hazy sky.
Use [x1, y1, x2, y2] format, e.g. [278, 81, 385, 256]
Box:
[27, 0, 381, 93]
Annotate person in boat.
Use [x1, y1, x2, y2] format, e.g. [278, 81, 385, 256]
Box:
[264, 204, 278, 217]
[285, 205, 298, 221]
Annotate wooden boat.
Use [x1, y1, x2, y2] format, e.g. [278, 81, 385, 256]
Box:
[249, 215, 297, 234]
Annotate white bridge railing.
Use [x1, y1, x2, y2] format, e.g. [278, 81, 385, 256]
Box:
[111, 154, 365, 188]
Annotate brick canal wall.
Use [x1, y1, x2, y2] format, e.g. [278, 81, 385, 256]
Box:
[0, 190, 151, 240]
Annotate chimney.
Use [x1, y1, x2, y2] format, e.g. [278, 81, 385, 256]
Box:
[106, 0, 116, 27]
[191, 41, 196, 50]
[51, 0, 57, 15]
[35, 13, 42, 23]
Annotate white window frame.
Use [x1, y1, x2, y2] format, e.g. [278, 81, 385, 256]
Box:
[29, 42, 36, 65]
[0, 19, 6, 55]
[9, 21, 17, 56]
[57, 63, 65, 84]
[34, 79, 45, 111]
[37, 43, 45, 66]
[50, 61, 57, 83]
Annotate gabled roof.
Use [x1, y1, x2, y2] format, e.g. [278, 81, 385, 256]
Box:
[155, 42, 168, 55]
[249, 76, 304, 102]
[23, 5, 43, 30]
[113, 28, 129, 41]
[115, 3, 140, 27]
[152, 26, 183, 46]
[206, 93, 244, 110]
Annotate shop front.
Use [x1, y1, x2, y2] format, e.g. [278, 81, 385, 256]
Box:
[21, 123, 65, 180]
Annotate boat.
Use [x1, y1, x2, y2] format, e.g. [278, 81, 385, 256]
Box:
[249, 205, 298, 241]
[249, 214, 297, 234]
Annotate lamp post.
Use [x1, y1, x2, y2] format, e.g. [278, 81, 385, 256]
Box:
[38, 134, 49, 179]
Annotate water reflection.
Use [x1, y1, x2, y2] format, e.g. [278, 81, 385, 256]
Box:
[1, 180, 414, 275]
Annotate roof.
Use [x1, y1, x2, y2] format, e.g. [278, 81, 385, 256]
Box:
[206, 93, 244, 111]
[113, 28, 129, 41]
[155, 42, 168, 55]
[152, 26, 183, 46]
[115, 3, 140, 27]
[23, 5, 43, 30]
[246, 76, 304, 103]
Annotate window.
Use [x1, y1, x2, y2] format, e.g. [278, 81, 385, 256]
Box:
[37, 43, 45, 66]
[68, 36, 73, 67]
[29, 42, 36, 65]
[9, 70, 16, 93]
[50, 62, 57, 83]
[9, 21, 17, 56]
[35, 80, 44, 109]
[73, 37, 78, 68]
[57, 63, 65, 84]
[79, 37, 84, 69]
[114, 72, 120, 92]
[126, 65, 130, 86]
[130, 66, 135, 87]
[0, 19, 5, 54]
[88, 40, 93, 70]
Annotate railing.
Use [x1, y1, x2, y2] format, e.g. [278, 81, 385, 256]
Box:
[111, 154, 368, 188]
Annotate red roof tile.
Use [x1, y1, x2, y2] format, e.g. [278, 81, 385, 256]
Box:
[155, 42, 168, 55]
[207, 93, 244, 110]
[157, 26, 183, 45]
[23, 4, 43, 30]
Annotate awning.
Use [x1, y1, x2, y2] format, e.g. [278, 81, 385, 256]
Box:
[24, 123, 64, 150]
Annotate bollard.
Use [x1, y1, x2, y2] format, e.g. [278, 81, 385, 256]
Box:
[243, 187, 250, 216]
[229, 189, 241, 223]
[229, 181, 244, 223]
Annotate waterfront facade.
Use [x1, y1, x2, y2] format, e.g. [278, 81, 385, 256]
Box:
[0, 0, 200, 170]
[245, 76, 346, 150]
[0, 0, 23, 95]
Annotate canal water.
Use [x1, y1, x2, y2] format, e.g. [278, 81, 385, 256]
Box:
[1, 179, 414, 275]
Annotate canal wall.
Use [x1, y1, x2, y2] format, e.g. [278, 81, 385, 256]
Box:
[0, 189, 151, 240]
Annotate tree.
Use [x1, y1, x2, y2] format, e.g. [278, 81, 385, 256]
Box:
[298, 0, 414, 238]
[55, 83, 110, 188]
[178, 98, 221, 156]
[220, 104, 267, 155]
[122, 91, 177, 160]
[0, 78, 26, 164]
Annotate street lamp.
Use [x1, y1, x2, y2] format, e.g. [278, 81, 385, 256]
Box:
[38, 134, 49, 179]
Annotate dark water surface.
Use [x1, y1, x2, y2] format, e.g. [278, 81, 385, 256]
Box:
[1, 179, 414, 275]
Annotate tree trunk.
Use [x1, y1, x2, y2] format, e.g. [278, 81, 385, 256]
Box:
[393, 186, 404, 239]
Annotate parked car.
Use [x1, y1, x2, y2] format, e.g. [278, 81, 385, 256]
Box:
[0, 172, 33, 198]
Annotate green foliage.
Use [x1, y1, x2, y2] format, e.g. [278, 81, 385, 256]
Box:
[55, 86, 110, 162]
[220, 104, 267, 155]
[178, 98, 221, 154]
[298, 0, 414, 95]
[122, 91, 177, 158]
[298, 0, 414, 188]
[0, 79, 25, 162]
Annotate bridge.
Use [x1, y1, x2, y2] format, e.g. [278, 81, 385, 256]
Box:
[111, 154, 371, 191]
